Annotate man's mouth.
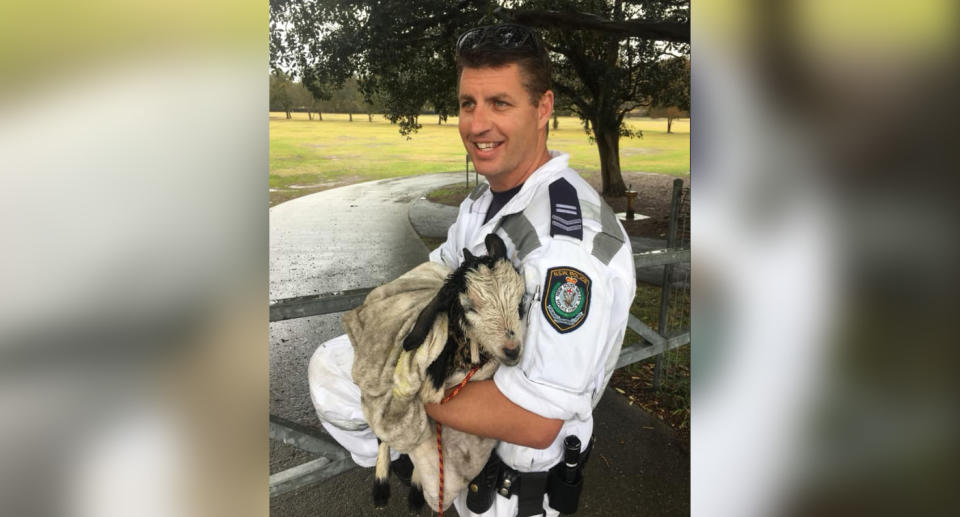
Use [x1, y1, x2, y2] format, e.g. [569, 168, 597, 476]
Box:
[474, 141, 502, 153]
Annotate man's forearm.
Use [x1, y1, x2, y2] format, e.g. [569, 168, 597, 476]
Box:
[424, 379, 563, 449]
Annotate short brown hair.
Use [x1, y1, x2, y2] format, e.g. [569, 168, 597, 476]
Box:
[455, 24, 552, 106]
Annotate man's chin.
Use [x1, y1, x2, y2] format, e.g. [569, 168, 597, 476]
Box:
[473, 165, 500, 179]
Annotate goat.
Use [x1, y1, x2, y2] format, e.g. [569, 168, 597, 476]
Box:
[373, 233, 527, 512]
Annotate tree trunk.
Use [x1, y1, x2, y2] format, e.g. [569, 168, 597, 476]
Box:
[318, 112, 323, 121]
[285, 110, 291, 119]
[307, 112, 313, 121]
[438, 114, 442, 125]
[594, 119, 627, 196]
[368, 113, 372, 122]
[667, 116, 673, 134]
[553, 112, 558, 130]
[348, 112, 353, 122]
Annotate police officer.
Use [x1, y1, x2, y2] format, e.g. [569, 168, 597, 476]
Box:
[309, 24, 635, 517]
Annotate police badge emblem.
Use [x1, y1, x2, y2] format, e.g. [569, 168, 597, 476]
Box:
[542, 266, 591, 333]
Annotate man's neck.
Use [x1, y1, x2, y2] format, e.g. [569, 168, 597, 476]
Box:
[488, 147, 552, 192]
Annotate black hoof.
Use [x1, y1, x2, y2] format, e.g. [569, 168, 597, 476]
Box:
[373, 478, 390, 508]
[407, 483, 425, 512]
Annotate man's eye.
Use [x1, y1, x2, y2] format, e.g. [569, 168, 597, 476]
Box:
[494, 100, 508, 108]
[461, 101, 474, 109]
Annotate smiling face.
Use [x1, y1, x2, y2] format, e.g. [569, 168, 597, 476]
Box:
[458, 64, 553, 191]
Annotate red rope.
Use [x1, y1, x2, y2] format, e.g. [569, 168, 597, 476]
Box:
[436, 365, 481, 517]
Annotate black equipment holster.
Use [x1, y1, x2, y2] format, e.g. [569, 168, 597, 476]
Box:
[465, 435, 595, 516]
[465, 449, 502, 513]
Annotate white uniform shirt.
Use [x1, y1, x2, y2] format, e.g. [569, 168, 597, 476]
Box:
[429, 151, 636, 472]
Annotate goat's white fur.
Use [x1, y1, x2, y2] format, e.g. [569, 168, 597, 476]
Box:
[372, 244, 526, 512]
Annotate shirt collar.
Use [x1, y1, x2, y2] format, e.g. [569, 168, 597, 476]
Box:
[475, 151, 570, 206]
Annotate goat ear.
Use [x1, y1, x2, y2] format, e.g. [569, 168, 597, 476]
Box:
[462, 248, 476, 263]
[402, 282, 458, 351]
[484, 233, 507, 260]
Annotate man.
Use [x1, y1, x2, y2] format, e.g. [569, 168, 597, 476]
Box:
[309, 24, 635, 516]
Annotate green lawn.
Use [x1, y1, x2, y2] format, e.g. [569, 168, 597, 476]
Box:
[269, 113, 689, 192]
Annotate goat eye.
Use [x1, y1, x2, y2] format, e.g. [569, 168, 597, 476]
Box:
[518, 301, 526, 319]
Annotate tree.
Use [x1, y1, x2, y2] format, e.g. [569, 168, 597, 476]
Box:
[648, 105, 685, 133]
[270, 73, 324, 120]
[289, 80, 318, 119]
[271, 0, 689, 195]
[364, 91, 383, 122]
[328, 76, 364, 121]
[647, 56, 689, 134]
[309, 91, 325, 120]
[269, 72, 296, 119]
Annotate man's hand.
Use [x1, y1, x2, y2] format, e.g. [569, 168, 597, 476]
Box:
[424, 379, 562, 449]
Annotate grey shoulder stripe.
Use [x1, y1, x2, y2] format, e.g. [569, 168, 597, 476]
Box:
[592, 233, 622, 265]
[600, 200, 622, 236]
[580, 199, 601, 222]
[468, 182, 489, 200]
[592, 200, 625, 265]
[498, 212, 542, 261]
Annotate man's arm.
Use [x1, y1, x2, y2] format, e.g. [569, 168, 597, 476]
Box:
[424, 379, 562, 449]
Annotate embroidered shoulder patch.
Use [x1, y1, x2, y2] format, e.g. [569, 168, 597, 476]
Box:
[542, 266, 591, 334]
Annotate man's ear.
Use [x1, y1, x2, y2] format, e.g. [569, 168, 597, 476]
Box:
[538, 90, 554, 129]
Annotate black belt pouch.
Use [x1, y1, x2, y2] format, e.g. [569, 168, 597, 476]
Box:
[466, 452, 501, 514]
[546, 464, 583, 514]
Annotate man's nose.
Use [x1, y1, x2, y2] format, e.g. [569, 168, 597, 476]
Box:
[469, 106, 491, 135]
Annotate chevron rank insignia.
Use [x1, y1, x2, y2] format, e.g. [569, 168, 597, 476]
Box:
[542, 266, 591, 333]
[548, 178, 582, 240]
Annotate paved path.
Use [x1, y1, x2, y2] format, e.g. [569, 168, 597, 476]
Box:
[270, 386, 689, 517]
[269, 174, 689, 515]
[270, 172, 463, 424]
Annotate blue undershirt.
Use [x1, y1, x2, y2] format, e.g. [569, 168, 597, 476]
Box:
[483, 183, 524, 224]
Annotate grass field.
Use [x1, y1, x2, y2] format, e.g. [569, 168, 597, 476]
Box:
[269, 113, 689, 204]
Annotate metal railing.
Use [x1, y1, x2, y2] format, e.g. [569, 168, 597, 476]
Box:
[268, 247, 690, 497]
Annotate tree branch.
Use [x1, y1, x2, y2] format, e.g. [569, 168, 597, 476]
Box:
[499, 8, 689, 43]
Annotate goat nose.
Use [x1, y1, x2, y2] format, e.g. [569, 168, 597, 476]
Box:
[503, 347, 519, 361]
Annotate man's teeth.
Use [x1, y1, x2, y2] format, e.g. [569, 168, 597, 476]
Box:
[476, 142, 500, 150]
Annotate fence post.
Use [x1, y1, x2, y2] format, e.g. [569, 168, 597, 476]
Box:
[654, 178, 683, 390]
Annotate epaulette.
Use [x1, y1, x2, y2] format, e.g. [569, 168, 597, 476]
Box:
[548, 178, 583, 240]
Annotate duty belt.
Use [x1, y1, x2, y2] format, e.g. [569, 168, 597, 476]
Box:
[466, 435, 595, 517]
[496, 465, 549, 517]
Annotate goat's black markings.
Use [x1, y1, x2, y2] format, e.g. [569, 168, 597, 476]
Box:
[381, 234, 520, 510]
[417, 235, 509, 389]
[426, 298, 490, 390]
[407, 484, 425, 512]
[426, 337, 457, 391]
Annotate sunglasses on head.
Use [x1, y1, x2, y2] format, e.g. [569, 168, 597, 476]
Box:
[456, 24, 541, 55]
